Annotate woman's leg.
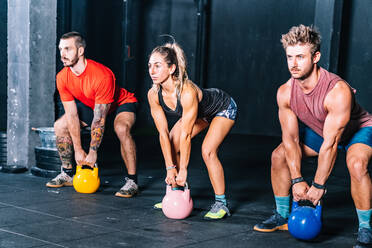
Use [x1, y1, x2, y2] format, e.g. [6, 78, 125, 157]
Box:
[169, 118, 209, 170]
[201, 116, 234, 195]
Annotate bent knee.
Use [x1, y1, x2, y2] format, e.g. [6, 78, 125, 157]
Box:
[54, 117, 68, 134]
[347, 156, 369, 182]
[201, 146, 217, 161]
[271, 145, 286, 168]
[114, 123, 131, 137]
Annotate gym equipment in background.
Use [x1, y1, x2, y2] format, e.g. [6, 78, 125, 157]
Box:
[30, 127, 60, 177]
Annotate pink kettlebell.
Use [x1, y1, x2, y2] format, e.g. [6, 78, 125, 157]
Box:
[162, 183, 193, 219]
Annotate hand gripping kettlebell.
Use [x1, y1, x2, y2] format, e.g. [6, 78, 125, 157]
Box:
[73, 164, 100, 194]
[288, 200, 322, 240]
[162, 183, 193, 219]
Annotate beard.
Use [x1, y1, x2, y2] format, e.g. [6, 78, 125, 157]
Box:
[290, 64, 315, 81]
[61, 55, 79, 67]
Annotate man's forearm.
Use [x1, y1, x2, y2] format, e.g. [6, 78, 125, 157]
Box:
[314, 145, 337, 185]
[284, 140, 302, 179]
[90, 103, 110, 152]
[90, 118, 105, 151]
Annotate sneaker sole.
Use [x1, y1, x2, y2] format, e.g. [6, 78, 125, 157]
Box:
[204, 216, 227, 220]
[253, 223, 288, 232]
[204, 213, 230, 220]
[115, 192, 137, 198]
[46, 182, 73, 188]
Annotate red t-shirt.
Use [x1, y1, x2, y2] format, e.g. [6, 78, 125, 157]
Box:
[56, 59, 137, 111]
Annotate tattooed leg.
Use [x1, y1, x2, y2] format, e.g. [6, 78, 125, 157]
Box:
[56, 136, 74, 169]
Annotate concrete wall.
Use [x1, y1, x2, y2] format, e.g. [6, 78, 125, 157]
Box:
[0, 1, 7, 130]
[7, 0, 56, 168]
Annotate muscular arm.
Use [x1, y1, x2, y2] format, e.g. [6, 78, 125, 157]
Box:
[90, 103, 110, 152]
[62, 101, 83, 151]
[81, 103, 110, 166]
[314, 81, 351, 185]
[147, 89, 173, 168]
[179, 86, 198, 170]
[277, 83, 302, 179]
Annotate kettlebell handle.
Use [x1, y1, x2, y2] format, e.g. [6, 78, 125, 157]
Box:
[292, 200, 322, 221]
[79, 163, 98, 170]
[165, 182, 190, 192]
[315, 201, 322, 220]
[292, 200, 299, 210]
[292, 200, 322, 210]
[184, 182, 189, 190]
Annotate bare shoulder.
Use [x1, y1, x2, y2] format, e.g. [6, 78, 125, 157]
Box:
[182, 81, 198, 92]
[180, 81, 198, 101]
[277, 79, 292, 107]
[147, 87, 159, 104]
[325, 80, 352, 108]
[331, 80, 352, 94]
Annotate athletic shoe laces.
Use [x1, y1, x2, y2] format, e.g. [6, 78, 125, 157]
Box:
[122, 177, 137, 191]
[209, 201, 231, 216]
[54, 171, 71, 183]
[263, 211, 285, 224]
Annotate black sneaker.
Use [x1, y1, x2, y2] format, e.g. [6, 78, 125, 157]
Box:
[354, 228, 372, 248]
[254, 211, 288, 232]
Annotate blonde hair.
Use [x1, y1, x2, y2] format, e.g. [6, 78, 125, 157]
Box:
[150, 42, 190, 96]
[281, 24, 321, 56]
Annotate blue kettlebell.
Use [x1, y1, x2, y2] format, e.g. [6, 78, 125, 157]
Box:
[288, 201, 322, 240]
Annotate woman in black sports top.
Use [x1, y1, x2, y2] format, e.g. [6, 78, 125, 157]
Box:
[147, 42, 237, 220]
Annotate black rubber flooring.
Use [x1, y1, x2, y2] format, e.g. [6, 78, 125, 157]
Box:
[0, 134, 361, 247]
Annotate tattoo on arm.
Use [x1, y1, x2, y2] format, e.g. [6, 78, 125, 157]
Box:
[90, 104, 110, 151]
[56, 136, 74, 168]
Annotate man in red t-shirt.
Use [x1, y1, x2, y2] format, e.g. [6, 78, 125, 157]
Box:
[46, 31, 139, 198]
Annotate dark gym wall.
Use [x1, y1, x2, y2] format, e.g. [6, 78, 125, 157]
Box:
[55, 0, 125, 119]
[55, 0, 199, 132]
[57, 0, 124, 85]
[134, 0, 199, 131]
[206, 0, 316, 136]
[54, 0, 372, 137]
[339, 0, 372, 113]
[132, 0, 317, 136]
[0, 0, 7, 130]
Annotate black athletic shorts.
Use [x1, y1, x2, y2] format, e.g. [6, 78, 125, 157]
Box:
[76, 100, 138, 126]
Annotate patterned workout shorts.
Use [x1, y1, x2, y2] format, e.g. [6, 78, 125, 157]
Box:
[215, 97, 238, 121]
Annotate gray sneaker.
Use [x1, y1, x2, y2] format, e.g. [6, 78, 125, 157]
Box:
[354, 228, 372, 248]
[204, 201, 231, 220]
[46, 171, 73, 188]
[115, 177, 138, 198]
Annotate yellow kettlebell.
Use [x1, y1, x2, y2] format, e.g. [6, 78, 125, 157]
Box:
[73, 164, 100, 194]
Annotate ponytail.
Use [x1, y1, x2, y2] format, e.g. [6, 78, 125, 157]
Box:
[164, 43, 189, 96]
[150, 41, 191, 96]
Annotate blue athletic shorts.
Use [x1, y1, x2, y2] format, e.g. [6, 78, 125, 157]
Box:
[299, 122, 372, 153]
[215, 97, 238, 121]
